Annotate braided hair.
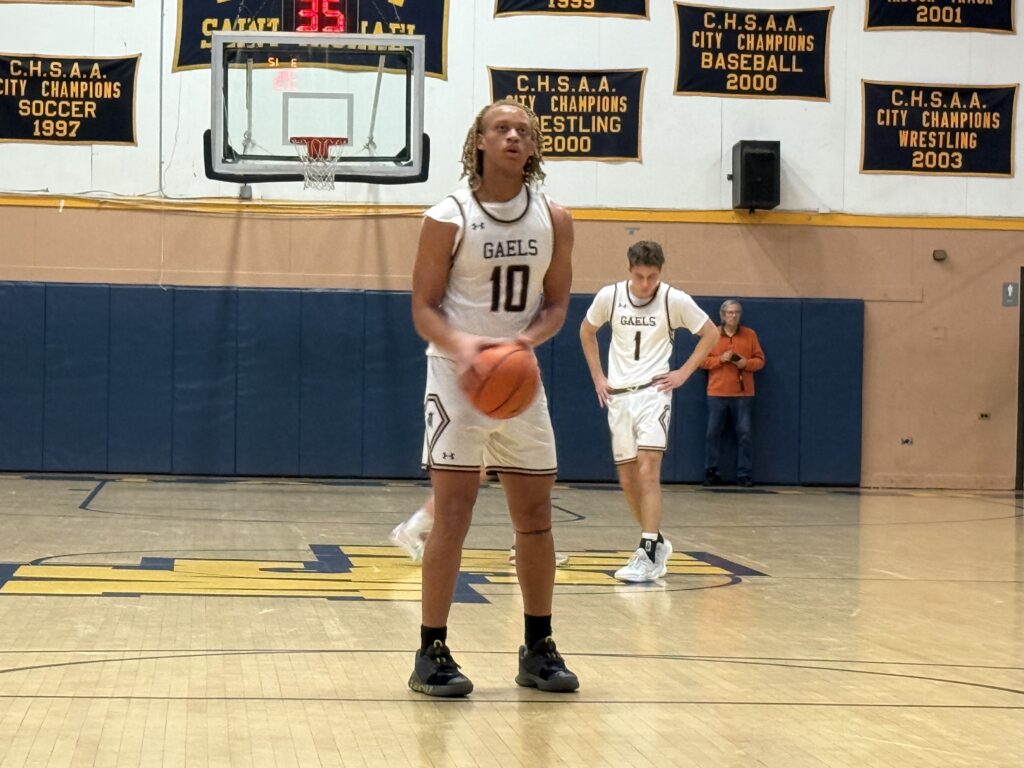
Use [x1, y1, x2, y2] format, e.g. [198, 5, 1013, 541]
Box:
[459, 98, 546, 189]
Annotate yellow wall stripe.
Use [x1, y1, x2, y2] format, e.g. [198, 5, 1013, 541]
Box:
[2, 194, 1023, 231]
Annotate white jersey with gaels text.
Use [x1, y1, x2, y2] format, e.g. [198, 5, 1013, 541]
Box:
[585, 281, 709, 389]
[424, 186, 553, 357]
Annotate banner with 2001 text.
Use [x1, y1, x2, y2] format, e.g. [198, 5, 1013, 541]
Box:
[865, 0, 1015, 33]
[675, 3, 832, 101]
[489, 68, 645, 160]
[0, 53, 139, 144]
[861, 81, 1017, 177]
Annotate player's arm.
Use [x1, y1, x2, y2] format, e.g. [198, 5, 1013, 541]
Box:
[579, 319, 610, 408]
[654, 319, 720, 393]
[518, 202, 574, 348]
[411, 216, 481, 370]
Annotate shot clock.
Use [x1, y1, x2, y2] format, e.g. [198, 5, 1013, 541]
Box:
[294, 0, 348, 32]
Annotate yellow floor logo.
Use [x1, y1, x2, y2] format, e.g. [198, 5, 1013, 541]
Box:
[0, 545, 764, 602]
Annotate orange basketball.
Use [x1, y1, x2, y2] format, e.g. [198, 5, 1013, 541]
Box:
[459, 343, 541, 419]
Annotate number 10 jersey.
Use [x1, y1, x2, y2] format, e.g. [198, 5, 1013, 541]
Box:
[424, 186, 553, 358]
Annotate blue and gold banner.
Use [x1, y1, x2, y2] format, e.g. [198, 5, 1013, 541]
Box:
[861, 81, 1017, 177]
[0, 0, 132, 4]
[494, 0, 647, 18]
[675, 3, 832, 101]
[0, 53, 139, 144]
[865, 0, 1014, 33]
[489, 68, 645, 160]
[172, 0, 449, 78]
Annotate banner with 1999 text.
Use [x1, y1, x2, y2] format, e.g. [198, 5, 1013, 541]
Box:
[494, 0, 648, 18]
[489, 68, 645, 160]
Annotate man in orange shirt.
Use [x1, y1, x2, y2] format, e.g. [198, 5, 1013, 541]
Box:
[701, 300, 765, 487]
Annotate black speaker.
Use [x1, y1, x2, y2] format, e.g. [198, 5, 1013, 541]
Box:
[731, 140, 780, 212]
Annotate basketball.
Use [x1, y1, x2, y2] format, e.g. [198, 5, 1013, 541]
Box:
[459, 343, 541, 419]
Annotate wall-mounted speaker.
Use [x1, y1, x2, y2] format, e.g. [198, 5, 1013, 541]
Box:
[731, 140, 780, 212]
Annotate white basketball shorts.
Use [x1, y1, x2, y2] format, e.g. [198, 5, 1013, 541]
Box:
[606, 386, 673, 464]
[421, 356, 557, 475]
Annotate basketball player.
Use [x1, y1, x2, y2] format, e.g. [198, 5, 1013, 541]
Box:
[390, 475, 571, 566]
[579, 241, 719, 582]
[408, 98, 578, 697]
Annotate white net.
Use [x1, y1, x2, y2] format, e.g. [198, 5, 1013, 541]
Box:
[290, 136, 348, 190]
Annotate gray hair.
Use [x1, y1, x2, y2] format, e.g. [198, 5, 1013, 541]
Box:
[720, 299, 743, 316]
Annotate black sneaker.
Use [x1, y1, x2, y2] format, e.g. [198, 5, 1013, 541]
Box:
[738, 477, 754, 488]
[702, 472, 724, 487]
[408, 640, 474, 697]
[515, 637, 579, 692]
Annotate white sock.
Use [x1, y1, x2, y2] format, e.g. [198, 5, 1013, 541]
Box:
[407, 508, 433, 536]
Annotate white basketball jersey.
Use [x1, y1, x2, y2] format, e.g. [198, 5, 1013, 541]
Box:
[424, 187, 553, 357]
[586, 281, 709, 389]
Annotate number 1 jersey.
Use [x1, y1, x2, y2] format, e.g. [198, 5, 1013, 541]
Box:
[585, 281, 708, 389]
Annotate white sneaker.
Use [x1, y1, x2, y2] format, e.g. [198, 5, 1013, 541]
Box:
[390, 509, 432, 561]
[508, 546, 570, 567]
[654, 537, 673, 578]
[614, 548, 661, 583]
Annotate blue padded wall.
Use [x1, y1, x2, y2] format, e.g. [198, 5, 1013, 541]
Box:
[670, 298, 802, 484]
[799, 300, 863, 485]
[300, 290, 365, 477]
[172, 289, 238, 475]
[236, 290, 302, 476]
[360, 292, 427, 478]
[108, 286, 173, 472]
[0, 282, 863, 484]
[0, 283, 45, 470]
[550, 296, 616, 481]
[43, 284, 109, 471]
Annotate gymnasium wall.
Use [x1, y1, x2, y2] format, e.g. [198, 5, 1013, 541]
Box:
[0, 3, 1022, 215]
[0, 202, 1018, 488]
[0, 2, 1021, 488]
[0, 279, 862, 485]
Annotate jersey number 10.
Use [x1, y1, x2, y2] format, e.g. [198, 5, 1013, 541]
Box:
[490, 265, 531, 312]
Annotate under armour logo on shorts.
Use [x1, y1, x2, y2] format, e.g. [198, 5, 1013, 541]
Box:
[442, 451, 455, 460]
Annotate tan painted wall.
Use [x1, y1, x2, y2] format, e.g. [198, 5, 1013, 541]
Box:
[1, 202, 1020, 489]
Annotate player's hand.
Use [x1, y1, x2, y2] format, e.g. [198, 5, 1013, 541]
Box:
[588, 374, 608, 408]
[451, 332, 492, 376]
[654, 369, 689, 392]
[735, 357, 747, 370]
[720, 351, 733, 364]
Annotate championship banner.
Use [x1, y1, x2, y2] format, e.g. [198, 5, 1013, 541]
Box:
[0, 53, 139, 144]
[865, 0, 1015, 33]
[861, 81, 1017, 177]
[494, 0, 647, 18]
[489, 68, 645, 160]
[172, 0, 450, 78]
[675, 3, 832, 101]
[0, 0, 132, 4]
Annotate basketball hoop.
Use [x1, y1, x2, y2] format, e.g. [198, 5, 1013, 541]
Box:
[290, 136, 349, 190]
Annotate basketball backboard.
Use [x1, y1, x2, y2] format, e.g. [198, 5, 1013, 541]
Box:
[205, 32, 427, 185]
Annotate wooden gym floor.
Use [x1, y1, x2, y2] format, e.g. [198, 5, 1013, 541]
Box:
[0, 474, 1020, 767]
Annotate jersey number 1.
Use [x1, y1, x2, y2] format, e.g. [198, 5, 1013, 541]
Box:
[634, 331, 641, 360]
[490, 265, 530, 312]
